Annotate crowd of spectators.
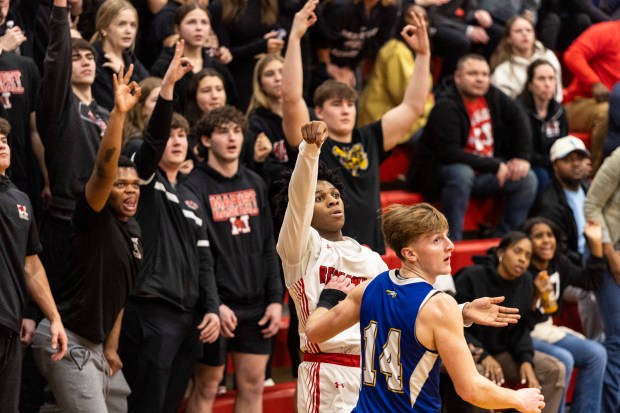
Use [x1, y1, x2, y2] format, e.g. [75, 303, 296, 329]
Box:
[1, 0, 620, 412]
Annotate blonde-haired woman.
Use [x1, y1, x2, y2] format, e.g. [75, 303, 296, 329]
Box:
[490, 16, 562, 102]
[246, 53, 290, 167]
[91, 0, 149, 110]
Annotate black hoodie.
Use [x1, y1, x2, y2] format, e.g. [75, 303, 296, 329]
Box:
[181, 163, 282, 308]
[454, 254, 535, 365]
[123, 97, 219, 315]
[517, 95, 568, 169]
[36, 6, 109, 214]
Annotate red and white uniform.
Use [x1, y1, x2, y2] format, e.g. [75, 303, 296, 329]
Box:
[277, 141, 387, 412]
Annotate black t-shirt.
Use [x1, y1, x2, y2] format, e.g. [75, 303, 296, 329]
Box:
[56, 193, 142, 343]
[0, 52, 40, 194]
[312, 0, 397, 69]
[319, 121, 389, 253]
[0, 175, 42, 333]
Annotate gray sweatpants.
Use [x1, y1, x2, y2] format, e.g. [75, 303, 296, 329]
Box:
[32, 319, 131, 413]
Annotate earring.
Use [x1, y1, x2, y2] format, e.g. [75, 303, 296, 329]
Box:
[102, 31, 107, 37]
[498, 256, 503, 263]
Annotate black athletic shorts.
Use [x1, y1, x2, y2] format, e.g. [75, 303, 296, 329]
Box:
[199, 304, 272, 366]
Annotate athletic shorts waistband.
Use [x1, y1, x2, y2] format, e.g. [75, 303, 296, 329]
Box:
[303, 352, 361, 367]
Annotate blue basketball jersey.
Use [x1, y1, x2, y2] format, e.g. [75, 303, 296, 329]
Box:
[353, 270, 442, 412]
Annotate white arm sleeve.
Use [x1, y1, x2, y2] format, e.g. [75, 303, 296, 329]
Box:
[277, 141, 323, 286]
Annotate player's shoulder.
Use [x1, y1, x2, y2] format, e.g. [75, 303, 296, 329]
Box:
[422, 291, 461, 321]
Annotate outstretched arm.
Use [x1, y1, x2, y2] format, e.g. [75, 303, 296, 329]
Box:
[462, 296, 521, 327]
[426, 294, 544, 413]
[131, 40, 193, 179]
[381, 11, 431, 152]
[84, 65, 141, 212]
[38, 1, 72, 149]
[281, 0, 318, 149]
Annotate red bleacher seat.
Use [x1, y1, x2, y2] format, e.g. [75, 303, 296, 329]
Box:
[462, 198, 504, 232]
[380, 146, 411, 183]
[449, 238, 500, 274]
[380, 190, 503, 232]
[381, 238, 500, 275]
[431, 56, 444, 85]
[381, 248, 401, 269]
[570, 131, 591, 150]
[379, 190, 424, 207]
[553, 300, 583, 335]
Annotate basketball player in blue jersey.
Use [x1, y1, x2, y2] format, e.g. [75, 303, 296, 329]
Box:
[306, 201, 546, 412]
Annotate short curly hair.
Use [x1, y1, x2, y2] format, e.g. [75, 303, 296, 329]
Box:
[273, 161, 347, 223]
[195, 105, 247, 157]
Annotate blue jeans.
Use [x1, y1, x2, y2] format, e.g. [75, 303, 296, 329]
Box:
[532, 165, 553, 200]
[439, 164, 537, 240]
[597, 269, 620, 413]
[534, 334, 606, 413]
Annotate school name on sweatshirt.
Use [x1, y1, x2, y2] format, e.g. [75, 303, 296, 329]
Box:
[319, 266, 368, 286]
[209, 190, 259, 222]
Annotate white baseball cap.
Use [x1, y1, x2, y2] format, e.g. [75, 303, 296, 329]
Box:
[549, 136, 590, 162]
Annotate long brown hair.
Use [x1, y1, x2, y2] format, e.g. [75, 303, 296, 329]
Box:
[490, 16, 541, 71]
[221, 0, 279, 27]
[186, 69, 227, 128]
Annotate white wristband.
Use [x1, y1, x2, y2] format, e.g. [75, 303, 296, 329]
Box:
[459, 302, 473, 327]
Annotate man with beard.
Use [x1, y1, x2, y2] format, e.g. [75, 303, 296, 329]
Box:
[530, 136, 605, 353]
[531, 136, 592, 262]
[409, 53, 536, 241]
